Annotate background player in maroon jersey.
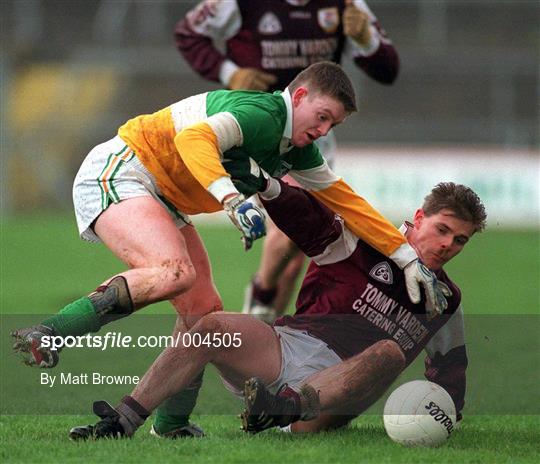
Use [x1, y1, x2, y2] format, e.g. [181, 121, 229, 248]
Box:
[69, 176, 486, 440]
[175, 0, 400, 325]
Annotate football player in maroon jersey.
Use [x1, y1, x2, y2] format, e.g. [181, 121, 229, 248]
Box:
[175, 0, 400, 325]
[69, 178, 486, 440]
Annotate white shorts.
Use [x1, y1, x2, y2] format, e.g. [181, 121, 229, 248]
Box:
[222, 325, 342, 399]
[73, 135, 191, 242]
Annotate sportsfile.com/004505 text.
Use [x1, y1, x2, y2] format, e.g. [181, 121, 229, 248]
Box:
[38, 331, 243, 351]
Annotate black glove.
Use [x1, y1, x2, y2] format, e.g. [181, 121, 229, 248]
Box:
[222, 148, 269, 197]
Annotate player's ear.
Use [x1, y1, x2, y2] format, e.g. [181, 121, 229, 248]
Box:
[292, 87, 308, 107]
[413, 208, 425, 228]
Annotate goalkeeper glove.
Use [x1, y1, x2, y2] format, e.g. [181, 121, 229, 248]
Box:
[403, 259, 452, 318]
[223, 193, 266, 251]
[228, 67, 277, 91]
[343, 0, 373, 47]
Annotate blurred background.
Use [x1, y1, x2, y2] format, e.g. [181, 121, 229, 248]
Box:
[0, 0, 538, 221]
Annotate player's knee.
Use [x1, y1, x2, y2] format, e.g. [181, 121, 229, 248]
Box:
[171, 286, 223, 329]
[191, 312, 227, 339]
[161, 258, 197, 297]
[187, 296, 223, 329]
[375, 339, 406, 373]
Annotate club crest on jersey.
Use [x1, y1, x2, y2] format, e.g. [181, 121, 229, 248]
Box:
[369, 262, 393, 284]
[259, 12, 282, 35]
[318, 7, 339, 34]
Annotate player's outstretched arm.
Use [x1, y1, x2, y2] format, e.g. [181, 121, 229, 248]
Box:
[288, 165, 449, 315]
[258, 178, 345, 259]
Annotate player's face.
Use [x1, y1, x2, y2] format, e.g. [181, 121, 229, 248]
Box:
[291, 88, 347, 147]
[411, 209, 476, 270]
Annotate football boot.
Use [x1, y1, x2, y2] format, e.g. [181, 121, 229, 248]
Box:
[11, 324, 59, 368]
[240, 378, 298, 433]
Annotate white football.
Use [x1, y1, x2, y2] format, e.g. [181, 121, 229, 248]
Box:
[383, 380, 456, 447]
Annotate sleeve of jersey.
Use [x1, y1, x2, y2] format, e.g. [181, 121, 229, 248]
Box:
[424, 306, 468, 416]
[353, 31, 399, 85]
[174, 120, 240, 203]
[174, 0, 241, 82]
[288, 165, 413, 264]
[259, 179, 344, 258]
[345, 0, 399, 84]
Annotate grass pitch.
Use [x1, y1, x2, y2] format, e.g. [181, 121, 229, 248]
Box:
[2, 415, 539, 464]
[1, 213, 539, 463]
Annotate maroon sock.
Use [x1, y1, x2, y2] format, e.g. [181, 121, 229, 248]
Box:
[121, 395, 151, 420]
[277, 386, 301, 422]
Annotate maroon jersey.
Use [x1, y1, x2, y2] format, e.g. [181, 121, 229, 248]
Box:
[261, 179, 468, 413]
[175, 0, 399, 90]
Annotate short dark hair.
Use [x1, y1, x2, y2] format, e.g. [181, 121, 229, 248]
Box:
[423, 182, 487, 232]
[288, 62, 357, 114]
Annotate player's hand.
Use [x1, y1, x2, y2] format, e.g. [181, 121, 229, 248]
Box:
[223, 193, 266, 251]
[228, 68, 278, 91]
[343, 0, 372, 47]
[403, 259, 452, 318]
[222, 151, 270, 196]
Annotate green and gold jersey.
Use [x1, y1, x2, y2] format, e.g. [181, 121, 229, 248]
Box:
[206, 90, 324, 175]
[117, 89, 415, 267]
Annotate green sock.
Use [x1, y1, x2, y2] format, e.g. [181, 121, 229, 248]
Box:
[42, 296, 101, 337]
[153, 370, 204, 434]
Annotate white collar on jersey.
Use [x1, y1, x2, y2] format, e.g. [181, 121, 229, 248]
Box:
[400, 221, 413, 236]
[279, 88, 294, 154]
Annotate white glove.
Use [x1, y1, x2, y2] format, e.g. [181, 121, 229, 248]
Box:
[223, 194, 266, 251]
[404, 259, 452, 318]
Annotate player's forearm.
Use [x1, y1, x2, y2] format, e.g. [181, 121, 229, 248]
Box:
[175, 19, 225, 83]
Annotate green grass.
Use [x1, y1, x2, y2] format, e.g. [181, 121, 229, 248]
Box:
[1, 415, 538, 463]
[1, 213, 539, 462]
[1, 213, 538, 316]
